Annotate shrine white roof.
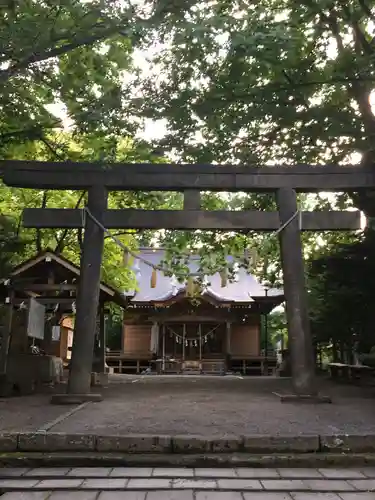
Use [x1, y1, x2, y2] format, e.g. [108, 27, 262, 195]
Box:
[127, 248, 284, 304]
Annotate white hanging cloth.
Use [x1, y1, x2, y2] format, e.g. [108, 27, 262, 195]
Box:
[132, 258, 142, 283]
[171, 274, 179, 296]
[150, 322, 159, 353]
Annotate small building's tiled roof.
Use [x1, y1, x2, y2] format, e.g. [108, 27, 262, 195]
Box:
[0, 250, 126, 306]
[128, 248, 284, 304]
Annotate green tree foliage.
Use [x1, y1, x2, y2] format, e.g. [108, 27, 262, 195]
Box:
[308, 229, 375, 354]
[0, 0, 141, 154]
[130, 0, 372, 282]
[0, 215, 29, 279]
[0, 131, 172, 289]
[0, 0, 173, 289]
[138, 0, 375, 169]
[130, 0, 375, 347]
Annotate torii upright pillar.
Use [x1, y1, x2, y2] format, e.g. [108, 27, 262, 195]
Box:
[52, 185, 108, 404]
[276, 188, 330, 402]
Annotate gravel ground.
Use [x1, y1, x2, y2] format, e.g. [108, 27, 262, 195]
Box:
[2, 375, 375, 436]
[0, 393, 77, 432]
[44, 375, 375, 437]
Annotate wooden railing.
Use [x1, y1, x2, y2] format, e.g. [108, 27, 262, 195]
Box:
[105, 351, 277, 376]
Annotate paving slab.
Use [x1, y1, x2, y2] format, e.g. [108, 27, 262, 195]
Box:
[49, 493, 99, 500]
[290, 495, 341, 499]
[302, 480, 354, 491]
[26, 468, 71, 476]
[67, 467, 112, 477]
[217, 479, 261, 490]
[0, 493, 51, 500]
[0, 468, 31, 476]
[34, 478, 84, 488]
[195, 492, 243, 499]
[147, 491, 194, 499]
[244, 495, 293, 500]
[360, 468, 375, 478]
[172, 478, 217, 489]
[98, 493, 147, 500]
[127, 478, 172, 489]
[278, 469, 323, 478]
[152, 468, 194, 477]
[340, 494, 375, 499]
[318, 469, 366, 478]
[194, 468, 237, 477]
[81, 478, 128, 489]
[348, 479, 375, 490]
[237, 468, 280, 478]
[110, 468, 153, 477]
[0, 479, 40, 488]
[261, 480, 307, 491]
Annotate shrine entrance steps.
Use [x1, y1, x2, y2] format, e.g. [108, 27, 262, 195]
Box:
[1, 466, 375, 499]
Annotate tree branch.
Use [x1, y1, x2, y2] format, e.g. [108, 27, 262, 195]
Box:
[0, 28, 119, 82]
[104, 230, 140, 239]
[77, 227, 83, 253]
[40, 137, 66, 161]
[358, 0, 375, 24]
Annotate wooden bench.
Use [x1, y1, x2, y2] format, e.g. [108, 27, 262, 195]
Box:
[328, 362, 375, 384]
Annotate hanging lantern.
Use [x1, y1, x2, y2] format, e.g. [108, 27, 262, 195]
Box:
[249, 248, 258, 270]
[123, 250, 130, 266]
[171, 274, 179, 296]
[150, 267, 157, 288]
[187, 276, 195, 296]
[220, 268, 228, 288]
[185, 340, 188, 346]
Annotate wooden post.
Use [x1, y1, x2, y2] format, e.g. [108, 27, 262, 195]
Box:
[66, 185, 108, 399]
[182, 323, 186, 364]
[162, 324, 165, 373]
[276, 188, 317, 396]
[0, 293, 14, 383]
[225, 321, 231, 372]
[199, 323, 202, 372]
[226, 321, 231, 355]
[43, 271, 55, 354]
[98, 303, 106, 373]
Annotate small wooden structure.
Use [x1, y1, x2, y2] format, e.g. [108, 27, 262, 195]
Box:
[1, 160, 366, 401]
[0, 250, 125, 394]
[108, 248, 283, 375]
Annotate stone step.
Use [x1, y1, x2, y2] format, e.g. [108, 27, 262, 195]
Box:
[1, 467, 375, 479]
[0, 468, 375, 494]
[3, 451, 375, 469]
[3, 431, 375, 454]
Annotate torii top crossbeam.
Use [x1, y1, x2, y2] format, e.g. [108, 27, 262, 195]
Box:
[1, 160, 375, 192]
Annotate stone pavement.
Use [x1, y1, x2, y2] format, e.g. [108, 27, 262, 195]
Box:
[2, 467, 375, 498]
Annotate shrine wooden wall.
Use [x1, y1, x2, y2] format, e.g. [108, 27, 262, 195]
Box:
[122, 320, 261, 358]
[230, 323, 260, 357]
[123, 324, 152, 355]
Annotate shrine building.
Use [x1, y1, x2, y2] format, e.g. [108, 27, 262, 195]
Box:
[107, 248, 284, 375]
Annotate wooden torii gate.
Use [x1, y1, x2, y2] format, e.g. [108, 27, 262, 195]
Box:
[2, 160, 372, 404]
